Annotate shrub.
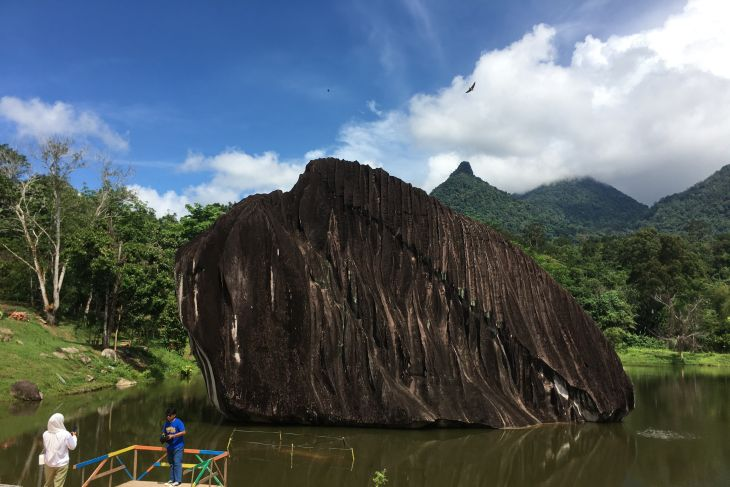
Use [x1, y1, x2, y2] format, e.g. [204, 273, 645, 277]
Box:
[371, 468, 388, 487]
[603, 327, 630, 350]
[700, 333, 730, 353]
[180, 365, 194, 379]
[603, 328, 665, 350]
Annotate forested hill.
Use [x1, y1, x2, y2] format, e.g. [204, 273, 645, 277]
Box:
[518, 177, 650, 234]
[429, 162, 569, 236]
[643, 164, 730, 236]
[431, 161, 730, 237]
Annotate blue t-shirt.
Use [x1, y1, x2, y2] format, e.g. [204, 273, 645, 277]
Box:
[162, 417, 185, 451]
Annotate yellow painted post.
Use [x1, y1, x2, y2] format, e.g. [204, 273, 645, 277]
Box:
[133, 449, 138, 479]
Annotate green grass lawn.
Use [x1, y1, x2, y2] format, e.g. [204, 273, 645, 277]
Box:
[0, 303, 198, 400]
[618, 346, 730, 367]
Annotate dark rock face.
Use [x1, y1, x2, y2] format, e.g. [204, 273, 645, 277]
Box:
[10, 380, 43, 401]
[176, 158, 633, 427]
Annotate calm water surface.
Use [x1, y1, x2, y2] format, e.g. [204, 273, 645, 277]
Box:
[0, 367, 727, 486]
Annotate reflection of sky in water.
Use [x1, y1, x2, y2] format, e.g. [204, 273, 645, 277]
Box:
[0, 368, 728, 486]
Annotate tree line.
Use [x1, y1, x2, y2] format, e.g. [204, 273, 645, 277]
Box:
[0, 139, 229, 350]
[520, 225, 730, 352]
[2, 139, 728, 354]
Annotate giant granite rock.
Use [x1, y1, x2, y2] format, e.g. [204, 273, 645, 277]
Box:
[176, 158, 633, 427]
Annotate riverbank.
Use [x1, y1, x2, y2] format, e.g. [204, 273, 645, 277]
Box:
[0, 304, 198, 401]
[618, 346, 730, 367]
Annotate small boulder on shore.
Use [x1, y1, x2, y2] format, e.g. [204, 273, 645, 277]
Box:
[0, 327, 13, 342]
[101, 348, 117, 360]
[10, 380, 43, 401]
[116, 378, 136, 389]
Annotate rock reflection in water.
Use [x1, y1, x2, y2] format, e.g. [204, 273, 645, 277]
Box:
[8, 399, 41, 416]
[237, 424, 635, 487]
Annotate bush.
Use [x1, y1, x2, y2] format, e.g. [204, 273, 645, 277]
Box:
[701, 333, 730, 353]
[179, 364, 194, 379]
[371, 468, 388, 487]
[603, 327, 665, 350]
[603, 327, 630, 350]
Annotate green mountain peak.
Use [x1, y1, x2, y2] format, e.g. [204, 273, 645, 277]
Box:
[452, 161, 474, 177]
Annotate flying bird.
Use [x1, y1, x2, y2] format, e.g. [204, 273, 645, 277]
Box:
[465, 82, 475, 94]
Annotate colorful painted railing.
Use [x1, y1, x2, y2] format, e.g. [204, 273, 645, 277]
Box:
[73, 445, 228, 487]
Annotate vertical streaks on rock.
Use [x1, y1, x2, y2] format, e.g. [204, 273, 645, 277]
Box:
[176, 158, 633, 427]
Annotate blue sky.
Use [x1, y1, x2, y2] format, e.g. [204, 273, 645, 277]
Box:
[2, 0, 728, 215]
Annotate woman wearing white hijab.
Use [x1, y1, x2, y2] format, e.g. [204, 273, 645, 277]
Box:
[42, 413, 77, 487]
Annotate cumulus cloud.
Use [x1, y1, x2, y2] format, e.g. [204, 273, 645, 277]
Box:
[131, 149, 310, 217]
[332, 0, 730, 203]
[0, 96, 129, 151]
[128, 184, 191, 218]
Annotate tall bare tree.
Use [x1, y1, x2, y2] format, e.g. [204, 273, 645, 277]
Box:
[654, 293, 706, 351]
[2, 138, 84, 325]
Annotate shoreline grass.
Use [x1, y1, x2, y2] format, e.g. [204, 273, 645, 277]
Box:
[618, 346, 730, 367]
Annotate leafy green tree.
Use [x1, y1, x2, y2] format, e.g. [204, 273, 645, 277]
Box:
[180, 202, 231, 242]
[582, 290, 636, 330]
[522, 222, 547, 250]
[610, 228, 705, 336]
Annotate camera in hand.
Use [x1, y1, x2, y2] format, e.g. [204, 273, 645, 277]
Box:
[71, 425, 78, 434]
[159, 433, 168, 444]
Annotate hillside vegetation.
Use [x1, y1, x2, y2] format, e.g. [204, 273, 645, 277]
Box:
[644, 164, 730, 235]
[430, 162, 569, 236]
[0, 303, 197, 399]
[431, 161, 730, 238]
[519, 177, 649, 234]
[430, 162, 730, 356]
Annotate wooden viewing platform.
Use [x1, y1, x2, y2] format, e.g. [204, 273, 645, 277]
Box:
[117, 483, 195, 486]
[73, 445, 228, 487]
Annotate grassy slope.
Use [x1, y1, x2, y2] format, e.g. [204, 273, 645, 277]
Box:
[0, 303, 198, 401]
[618, 346, 730, 367]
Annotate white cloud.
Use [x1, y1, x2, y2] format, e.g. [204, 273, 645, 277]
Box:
[128, 184, 190, 218]
[132, 149, 311, 217]
[181, 149, 305, 195]
[367, 100, 383, 117]
[0, 96, 129, 151]
[330, 0, 730, 204]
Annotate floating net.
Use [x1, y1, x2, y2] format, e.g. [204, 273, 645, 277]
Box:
[226, 429, 355, 470]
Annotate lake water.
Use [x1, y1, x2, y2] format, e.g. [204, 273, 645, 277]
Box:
[1, 367, 728, 486]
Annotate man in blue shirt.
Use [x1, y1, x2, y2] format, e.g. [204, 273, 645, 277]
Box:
[162, 407, 186, 486]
